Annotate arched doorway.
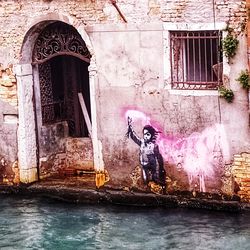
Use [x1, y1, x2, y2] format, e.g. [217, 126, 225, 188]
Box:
[32, 21, 94, 179]
[16, 15, 104, 184]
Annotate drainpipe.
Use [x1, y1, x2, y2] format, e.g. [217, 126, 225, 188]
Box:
[110, 0, 127, 23]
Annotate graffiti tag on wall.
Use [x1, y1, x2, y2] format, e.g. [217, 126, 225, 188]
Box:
[124, 108, 230, 192]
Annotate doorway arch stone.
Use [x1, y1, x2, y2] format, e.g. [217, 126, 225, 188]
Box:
[16, 13, 103, 183]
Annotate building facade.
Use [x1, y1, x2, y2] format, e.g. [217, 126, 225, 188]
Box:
[0, 0, 250, 200]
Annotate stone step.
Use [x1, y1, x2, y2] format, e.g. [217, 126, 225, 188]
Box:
[76, 169, 96, 176]
[58, 168, 95, 177]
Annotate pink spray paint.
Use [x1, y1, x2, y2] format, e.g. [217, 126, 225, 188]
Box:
[123, 109, 230, 192]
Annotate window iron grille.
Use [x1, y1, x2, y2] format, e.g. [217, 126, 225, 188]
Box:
[170, 31, 222, 90]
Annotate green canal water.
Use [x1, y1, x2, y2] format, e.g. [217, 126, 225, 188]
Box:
[0, 195, 250, 250]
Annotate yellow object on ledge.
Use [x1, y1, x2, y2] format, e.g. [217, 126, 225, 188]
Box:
[148, 181, 163, 194]
[95, 170, 110, 188]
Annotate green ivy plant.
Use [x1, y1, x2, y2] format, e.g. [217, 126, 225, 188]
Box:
[222, 34, 239, 59]
[236, 70, 250, 89]
[219, 86, 234, 103]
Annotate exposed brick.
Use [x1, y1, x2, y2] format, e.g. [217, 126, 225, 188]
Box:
[0, 64, 17, 107]
[233, 153, 250, 201]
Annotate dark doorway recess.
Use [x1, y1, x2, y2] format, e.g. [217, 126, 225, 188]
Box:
[38, 55, 91, 137]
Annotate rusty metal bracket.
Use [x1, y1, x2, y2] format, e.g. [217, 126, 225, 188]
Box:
[110, 0, 127, 23]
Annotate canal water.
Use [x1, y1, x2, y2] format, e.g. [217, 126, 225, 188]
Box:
[0, 195, 250, 250]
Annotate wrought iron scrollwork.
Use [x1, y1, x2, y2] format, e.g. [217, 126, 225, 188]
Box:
[33, 21, 91, 64]
[38, 62, 55, 123]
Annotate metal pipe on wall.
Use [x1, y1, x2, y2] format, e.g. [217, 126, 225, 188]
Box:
[110, 0, 127, 23]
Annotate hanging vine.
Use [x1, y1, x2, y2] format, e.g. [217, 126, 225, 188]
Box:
[222, 34, 239, 60]
[236, 70, 250, 89]
[218, 86, 234, 103]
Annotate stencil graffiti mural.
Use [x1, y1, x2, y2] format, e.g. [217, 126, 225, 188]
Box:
[124, 109, 230, 193]
[126, 117, 166, 193]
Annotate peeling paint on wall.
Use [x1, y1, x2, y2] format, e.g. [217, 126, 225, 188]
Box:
[123, 108, 230, 192]
[0, 156, 18, 185]
[0, 63, 17, 106]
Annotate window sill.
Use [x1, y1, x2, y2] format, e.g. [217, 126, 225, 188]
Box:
[167, 88, 219, 96]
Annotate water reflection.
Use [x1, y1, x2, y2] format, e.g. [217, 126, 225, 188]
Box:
[0, 195, 250, 250]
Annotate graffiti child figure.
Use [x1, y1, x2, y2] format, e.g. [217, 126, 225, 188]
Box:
[127, 117, 166, 193]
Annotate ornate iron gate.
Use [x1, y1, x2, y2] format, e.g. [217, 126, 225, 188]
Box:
[33, 21, 91, 137]
[33, 21, 91, 64]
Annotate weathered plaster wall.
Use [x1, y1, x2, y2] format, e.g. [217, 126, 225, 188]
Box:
[39, 122, 68, 179]
[0, 0, 246, 62]
[0, 0, 248, 197]
[0, 64, 18, 184]
[88, 24, 225, 193]
[248, 0, 250, 70]
[231, 0, 250, 202]
[39, 122, 94, 179]
[84, 0, 248, 194]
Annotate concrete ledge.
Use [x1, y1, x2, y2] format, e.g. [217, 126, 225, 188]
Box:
[14, 64, 33, 76]
[0, 184, 245, 213]
[86, 23, 163, 33]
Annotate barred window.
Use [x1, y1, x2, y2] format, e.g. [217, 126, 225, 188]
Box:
[170, 31, 222, 90]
